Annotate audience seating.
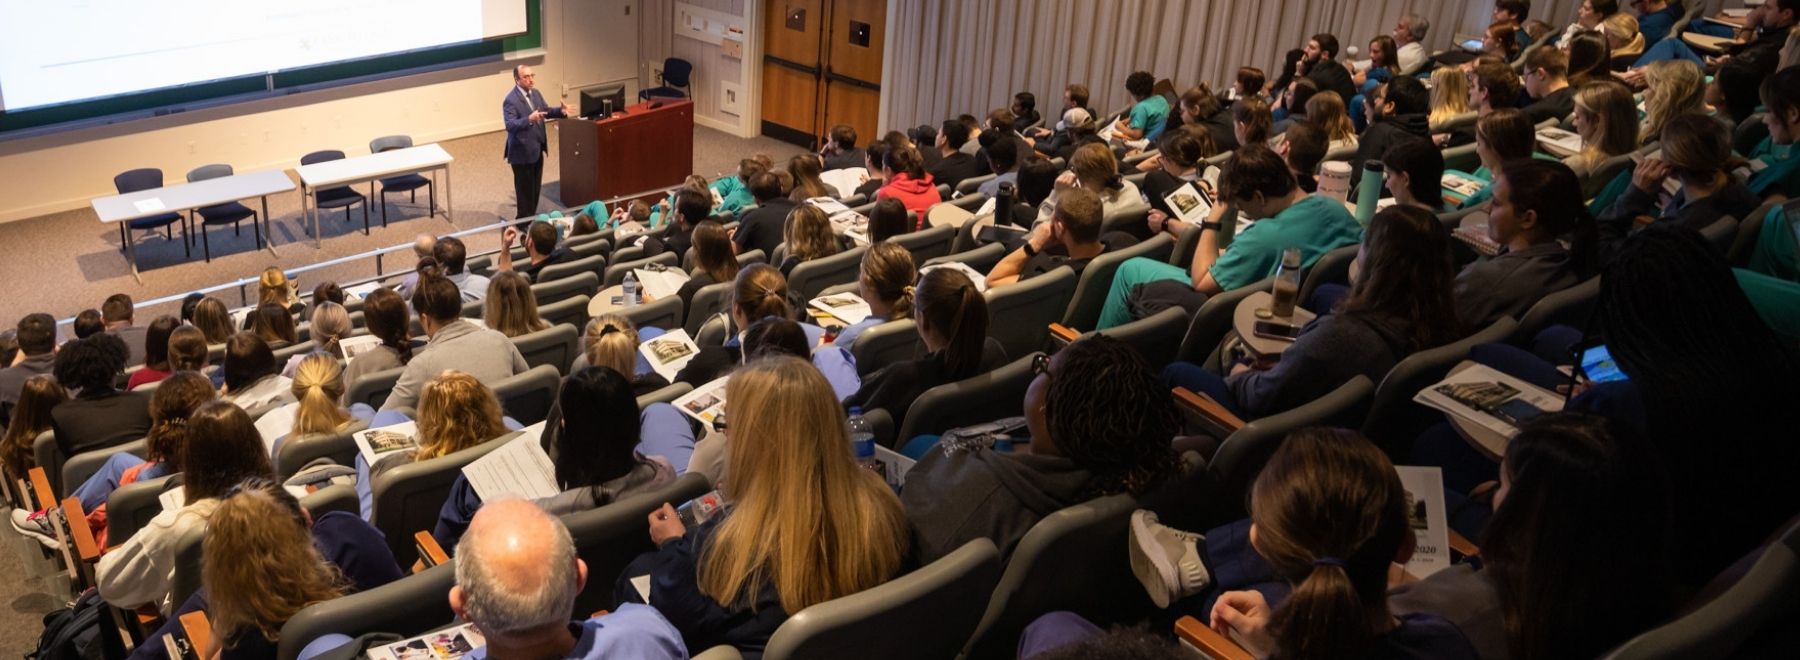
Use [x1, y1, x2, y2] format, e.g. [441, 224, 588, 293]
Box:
[1061, 233, 1175, 330]
[533, 271, 601, 307]
[1731, 201, 1776, 266]
[299, 150, 374, 235]
[612, 245, 647, 265]
[1361, 317, 1518, 459]
[274, 424, 369, 480]
[566, 473, 712, 615]
[1577, 152, 1637, 199]
[962, 492, 1152, 658]
[788, 246, 869, 301]
[30, 430, 67, 496]
[537, 294, 591, 332]
[112, 168, 189, 257]
[1055, 306, 1187, 368]
[635, 382, 693, 408]
[275, 563, 457, 660]
[536, 254, 609, 285]
[924, 243, 1007, 274]
[849, 319, 922, 378]
[891, 352, 1039, 447]
[1297, 244, 1358, 307]
[757, 538, 1002, 660]
[272, 339, 318, 364]
[492, 364, 562, 425]
[1600, 519, 1800, 659]
[956, 174, 997, 195]
[105, 473, 184, 548]
[1169, 224, 1203, 270]
[1511, 277, 1600, 346]
[891, 224, 957, 263]
[186, 164, 261, 262]
[1099, 203, 1152, 236]
[1173, 278, 1273, 371]
[368, 135, 436, 225]
[346, 367, 406, 410]
[512, 324, 580, 376]
[1179, 376, 1374, 525]
[984, 266, 1077, 358]
[1442, 142, 1480, 173]
[566, 237, 611, 260]
[1700, 216, 1739, 256]
[370, 430, 521, 566]
[62, 439, 149, 498]
[684, 282, 733, 336]
[694, 313, 731, 347]
[618, 294, 683, 334]
[1734, 113, 1771, 157]
[603, 252, 679, 287]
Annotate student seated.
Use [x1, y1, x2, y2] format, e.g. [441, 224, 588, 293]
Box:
[1352, 76, 1432, 184]
[1599, 112, 1760, 255]
[819, 124, 865, 171]
[929, 119, 985, 191]
[833, 242, 916, 351]
[254, 267, 307, 320]
[865, 198, 911, 243]
[381, 273, 529, 412]
[341, 288, 415, 387]
[1037, 143, 1142, 226]
[1567, 80, 1639, 173]
[732, 172, 798, 258]
[576, 315, 671, 397]
[1427, 68, 1474, 131]
[1168, 84, 1236, 155]
[1137, 127, 1220, 231]
[674, 264, 828, 386]
[198, 481, 352, 659]
[787, 153, 835, 201]
[125, 316, 182, 390]
[1199, 430, 1477, 659]
[1277, 120, 1328, 193]
[1011, 91, 1041, 132]
[246, 302, 299, 350]
[190, 297, 235, 345]
[977, 137, 1023, 198]
[1520, 46, 1576, 125]
[854, 142, 889, 200]
[1381, 140, 1447, 212]
[875, 146, 941, 228]
[433, 366, 683, 550]
[57, 373, 215, 546]
[1455, 108, 1540, 209]
[1, 375, 64, 504]
[52, 333, 152, 457]
[97, 401, 275, 614]
[1112, 71, 1171, 142]
[280, 302, 350, 378]
[0, 313, 57, 424]
[1744, 66, 1800, 202]
[902, 335, 1181, 561]
[677, 221, 741, 310]
[220, 332, 294, 418]
[1307, 91, 1359, 152]
[484, 272, 552, 339]
[357, 371, 519, 520]
[498, 221, 575, 284]
[263, 353, 377, 455]
[1456, 159, 1598, 328]
[1638, 60, 1705, 147]
[777, 205, 846, 277]
[1233, 97, 1273, 149]
[1096, 145, 1363, 330]
[845, 267, 1005, 423]
[621, 356, 908, 657]
[1630, 0, 1796, 73]
[711, 157, 769, 218]
[1390, 413, 1676, 660]
[1163, 206, 1461, 420]
[988, 187, 1109, 288]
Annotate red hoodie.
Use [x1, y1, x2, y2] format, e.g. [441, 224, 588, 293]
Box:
[877, 172, 942, 230]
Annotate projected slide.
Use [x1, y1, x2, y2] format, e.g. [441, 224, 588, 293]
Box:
[0, 0, 525, 112]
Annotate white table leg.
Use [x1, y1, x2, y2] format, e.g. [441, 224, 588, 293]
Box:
[260, 195, 278, 256]
[444, 164, 455, 225]
[123, 225, 142, 284]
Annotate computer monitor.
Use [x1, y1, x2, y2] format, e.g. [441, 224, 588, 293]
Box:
[580, 84, 627, 119]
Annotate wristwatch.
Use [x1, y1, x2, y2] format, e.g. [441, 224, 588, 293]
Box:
[1022, 242, 1038, 257]
[1201, 221, 1223, 233]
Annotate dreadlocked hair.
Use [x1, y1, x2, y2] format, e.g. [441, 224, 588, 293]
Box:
[1045, 335, 1179, 499]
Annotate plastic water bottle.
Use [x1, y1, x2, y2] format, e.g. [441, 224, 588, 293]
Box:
[846, 407, 880, 473]
[1270, 247, 1302, 317]
[622, 271, 640, 307]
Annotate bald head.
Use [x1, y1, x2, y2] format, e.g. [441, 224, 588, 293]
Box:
[452, 499, 581, 638]
[413, 233, 438, 258]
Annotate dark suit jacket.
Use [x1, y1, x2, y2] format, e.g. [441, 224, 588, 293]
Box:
[502, 86, 568, 165]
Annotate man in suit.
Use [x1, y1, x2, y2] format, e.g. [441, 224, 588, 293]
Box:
[503, 64, 574, 220]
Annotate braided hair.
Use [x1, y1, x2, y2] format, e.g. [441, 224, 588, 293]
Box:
[1044, 335, 1179, 499]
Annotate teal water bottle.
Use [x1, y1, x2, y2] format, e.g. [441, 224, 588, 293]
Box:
[1356, 160, 1385, 227]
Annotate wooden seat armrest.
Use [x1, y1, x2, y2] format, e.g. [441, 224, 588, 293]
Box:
[29, 467, 56, 512]
[1175, 615, 1255, 660]
[415, 531, 449, 570]
[1048, 323, 1081, 345]
[1449, 529, 1480, 559]
[61, 497, 101, 563]
[1173, 387, 1247, 433]
[177, 610, 212, 659]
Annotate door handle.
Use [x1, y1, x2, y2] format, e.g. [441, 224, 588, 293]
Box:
[823, 66, 880, 92]
[765, 55, 821, 78]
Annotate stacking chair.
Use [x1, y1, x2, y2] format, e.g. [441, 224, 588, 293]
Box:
[537, 294, 591, 331]
[788, 246, 868, 301]
[371, 431, 520, 565]
[639, 57, 693, 100]
[300, 150, 373, 234]
[1600, 519, 1800, 659]
[368, 135, 435, 225]
[1362, 317, 1518, 459]
[962, 493, 1151, 658]
[113, 168, 188, 257]
[892, 352, 1039, 446]
[984, 266, 1077, 357]
[492, 364, 562, 425]
[276, 564, 457, 660]
[760, 539, 1003, 660]
[532, 271, 600, 307]
[186, 164, 260, 261]
[511, 324, 579, 376]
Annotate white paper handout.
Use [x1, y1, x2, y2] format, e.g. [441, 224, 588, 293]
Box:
[640, 329, 702, 381]
[819, 167, 869, 199]
[253, 403, 298, 455]
[918, 261, 989, 293]
[871, 445, 917, 490]
[809, 291, 873, 325]
[339, 334, 385, 363]
[157, 486, 187, 513]
[132, 198, 166, 214]
[673, 376, 729, 427]
[352, 420, 421, 466]
[806, 196, 854, 216]
[462, 429, 560, 503]
[365, 622, 487, 660]
[1163, 181, 1214, 224]
[633, 266, 690, 301]
[1441, 172, 1487, 198]
[1394, 465, 1451, 579]
[342, 282, 383, 301]
[1536, 127, 1583, 157]
[1413, 363, 1565, 439]
[829, 210, 871, 246]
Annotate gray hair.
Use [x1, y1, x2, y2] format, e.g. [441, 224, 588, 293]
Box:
[1405, 14, 1430, 42]
[454, 501, 579, 637]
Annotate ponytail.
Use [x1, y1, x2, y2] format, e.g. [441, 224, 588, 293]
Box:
[584, 315, 640, 378]
[290, 353, 351, 437]
[733, 264, 793, 323]
[861, 243, 918, 320]
[1270, 557, 1383, 659]
[915, 268, 989, 380]
[1495, 159, 1600, 278]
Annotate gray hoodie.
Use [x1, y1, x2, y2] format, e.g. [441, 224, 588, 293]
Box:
[900, 446, 1093, 564]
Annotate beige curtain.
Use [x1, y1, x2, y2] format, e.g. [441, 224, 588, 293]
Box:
[880, 0, 1730, 131]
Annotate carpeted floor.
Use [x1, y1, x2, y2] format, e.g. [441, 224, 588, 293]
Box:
[0, 126, 804, 326]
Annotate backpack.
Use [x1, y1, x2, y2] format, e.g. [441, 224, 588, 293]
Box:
[30, 589, 123, 660]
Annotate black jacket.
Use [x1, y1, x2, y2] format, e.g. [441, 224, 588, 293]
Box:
[732, 198, 798, 258]
[1351, 113, 1432, 185]
[843, 338, 1008, 425]
[1306, 58, 1358, 104]
[928, 152, 984, 191]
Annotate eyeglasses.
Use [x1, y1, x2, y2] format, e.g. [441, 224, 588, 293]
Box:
[1031, 353, 1051, 378]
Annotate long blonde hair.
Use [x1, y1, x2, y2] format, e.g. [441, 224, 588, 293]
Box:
[307, 302, 350, 358]
[1428, 67, 1471, 125]
[1640, 60, 1704, 145]
[417, 371, 507, 460]
[583, 315, 640, 378]
[783, 205, 841, 263]
[191, 297, 235, 345]
[204, 484, 345, 650]
[484, 271, 550, 338]
[289, 353, 351, 437]
[698, 357, 908, 614]
[1306, 91, 1357, 144]
[258, 267, 297, 308]
[1573, 80, 1640, 169]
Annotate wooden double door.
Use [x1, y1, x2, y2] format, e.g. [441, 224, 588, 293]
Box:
[761, 0, 885, 149]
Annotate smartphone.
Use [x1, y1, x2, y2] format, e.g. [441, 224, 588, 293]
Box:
[1488, 398, 1546, 426]
[1251, 320, 1304, 342]
[1576, 343, 1629, 384]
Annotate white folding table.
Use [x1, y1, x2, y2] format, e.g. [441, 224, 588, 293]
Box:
[91, 169, 293, 283]
[294, 144, 455, 248]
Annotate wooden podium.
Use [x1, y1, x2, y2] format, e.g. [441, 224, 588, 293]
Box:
[558, 99, 694, 205]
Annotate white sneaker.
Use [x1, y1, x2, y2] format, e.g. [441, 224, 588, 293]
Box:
[1129, 509, 1209, 608]
[11, 508, 60, 550]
